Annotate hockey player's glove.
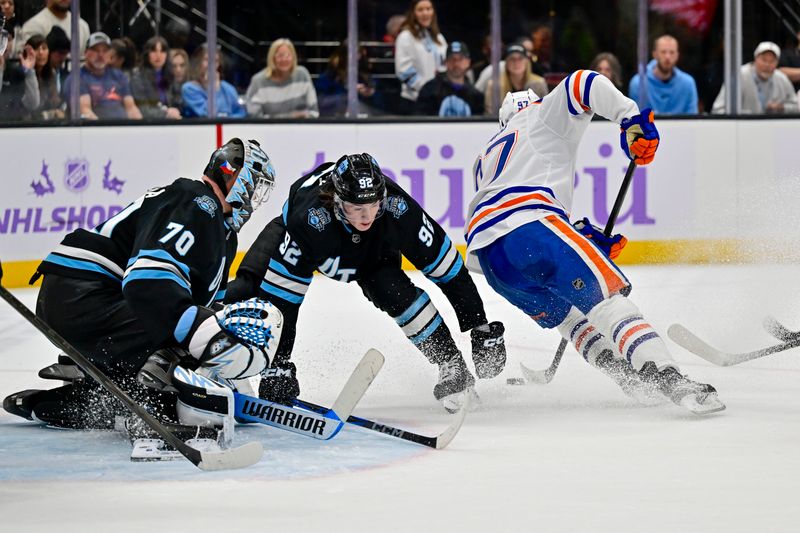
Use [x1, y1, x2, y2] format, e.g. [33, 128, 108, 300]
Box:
[471, 321, 507, 379]
[185, 299, 283, 381]
[573, 217, 628, 260]
[259, 360, 300, 405]
[620, 108, 659, 165]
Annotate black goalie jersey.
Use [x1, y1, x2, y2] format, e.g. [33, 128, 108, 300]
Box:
[37, 178, 238, 348]
[228, 162, 487, 361]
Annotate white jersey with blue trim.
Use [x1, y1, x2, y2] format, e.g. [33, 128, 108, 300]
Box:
[465, 70, 640, 272]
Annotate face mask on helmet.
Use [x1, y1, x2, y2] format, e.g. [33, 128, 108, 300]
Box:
[205, 138, 276, 232]
[330, 153, 387, 224]
[498, 88, 538, 128]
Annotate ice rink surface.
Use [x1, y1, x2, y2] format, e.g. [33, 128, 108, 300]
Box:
[1, 265, 799, 532]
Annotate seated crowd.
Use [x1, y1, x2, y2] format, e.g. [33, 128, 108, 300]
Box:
[0, 0, 798, 122]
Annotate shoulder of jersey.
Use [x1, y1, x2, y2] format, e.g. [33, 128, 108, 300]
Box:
[168, 177, 225, 222]
[287, 166, 336, 235]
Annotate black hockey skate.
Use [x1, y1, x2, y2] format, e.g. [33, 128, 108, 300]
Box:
[38, 354, 86, 383]
[3, 389, 42, 420]
[434, 356, 476, 414]
[639, 361, 726, 415]
[593, 351, 664, 404]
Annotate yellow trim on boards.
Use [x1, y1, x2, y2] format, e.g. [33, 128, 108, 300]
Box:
[0, 239, 779, 289]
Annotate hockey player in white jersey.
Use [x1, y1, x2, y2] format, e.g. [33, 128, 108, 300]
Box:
[467, 71, 725, 414]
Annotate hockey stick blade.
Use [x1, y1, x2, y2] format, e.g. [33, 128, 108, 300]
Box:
[520, 338, 567, 384]
[233, 349, 383, 440]
[0, 276, 262, 471]
[668, 323, 800, 367]
[762, 316, 800, 343]
[294, 392, 469, 450]
[329, 348, 384, 421]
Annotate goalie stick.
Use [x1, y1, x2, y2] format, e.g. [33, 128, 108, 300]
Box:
[667, 323, 800, 367]
[521, 161, 636, 385]
[0, 262, 262, 471]
[293, 392, 469, 449]
[233, 349, 384, 440]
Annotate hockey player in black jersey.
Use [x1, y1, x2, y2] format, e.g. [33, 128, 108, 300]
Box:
[3, 138, 284, 430]
[227, 153, 507, 412]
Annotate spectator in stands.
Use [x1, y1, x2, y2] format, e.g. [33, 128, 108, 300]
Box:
[416, 41, 482, 116]
[394, 0, 447, 114]
[529, 23, 568, 78]
[21, 0, 90, 58]
[170, 48, 188, 85]
[470, 34, 494, 84]
[383, 14, 405, 45]
[779, 29, 800, 92]
[244, 38, 318, 119]
[130, 36, 181, 120]
[315, 41, 381, 117]
[712, 41, 798, 114]
[109, 37, 137, 81]
[27, 33, 63, 120]
[484, 43, 548, 115]
[628, 35, 698, 114]
[590, 52, 623, 91]
[182, 43, 245, 118]
[0, 35, 39, 121]
[168, 48, 188, 111]
[475, 36, 532, 95]
[45, 26, 69, 98]
[1, 0, 22, 57]
[64, 32, 142, 120]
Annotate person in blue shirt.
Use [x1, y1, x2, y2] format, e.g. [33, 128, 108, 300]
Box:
[628, 35, 698, 115]
[182, 43, 245, 118]
[64, 32, 142, 120]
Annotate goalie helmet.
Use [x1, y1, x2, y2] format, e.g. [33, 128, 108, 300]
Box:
[204, 138, 276, 232]
[498, 88, 538, 128]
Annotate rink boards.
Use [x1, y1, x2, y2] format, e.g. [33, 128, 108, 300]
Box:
[1, 118, 798, 287]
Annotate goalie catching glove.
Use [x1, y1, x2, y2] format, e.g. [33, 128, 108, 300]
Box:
[184, 298, 283, 380]
[620, 108, 659, 165]
[573, 217, 627, 260]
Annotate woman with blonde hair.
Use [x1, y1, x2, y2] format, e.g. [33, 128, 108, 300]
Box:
[245, 38, 318, 118]
[485, 43, 548, 115]
[394, 0, 447, 114]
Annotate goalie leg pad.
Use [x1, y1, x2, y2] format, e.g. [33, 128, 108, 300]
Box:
[172, 366, 235, 447]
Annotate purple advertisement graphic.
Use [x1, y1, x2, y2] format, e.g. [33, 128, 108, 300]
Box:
[1, 157, 126, 235]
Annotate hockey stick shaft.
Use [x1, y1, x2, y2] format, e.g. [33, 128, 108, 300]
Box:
[0, 264, 260, 470]
[293, 398, 439, 448]
[668, 323, 800, 366]
[528, 161, 636, 384]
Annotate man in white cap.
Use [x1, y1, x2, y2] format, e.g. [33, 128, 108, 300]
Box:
[712, 41, 798, 114]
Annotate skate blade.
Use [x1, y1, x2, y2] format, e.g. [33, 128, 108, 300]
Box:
[679, 393, 726, 415]
[130, 437, 222, 462]
[442, 387, 480, 414]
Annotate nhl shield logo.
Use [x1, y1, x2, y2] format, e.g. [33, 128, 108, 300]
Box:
[64, 158, 90, 193]
[307, 207, 331, 232]
[572, 278, 585, 290]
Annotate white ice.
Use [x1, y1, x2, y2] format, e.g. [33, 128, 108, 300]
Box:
[1, 265, 799, 532]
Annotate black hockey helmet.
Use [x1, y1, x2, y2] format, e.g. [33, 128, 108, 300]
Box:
[331, 153, 387, 205]
[204, 138, 276, 232]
